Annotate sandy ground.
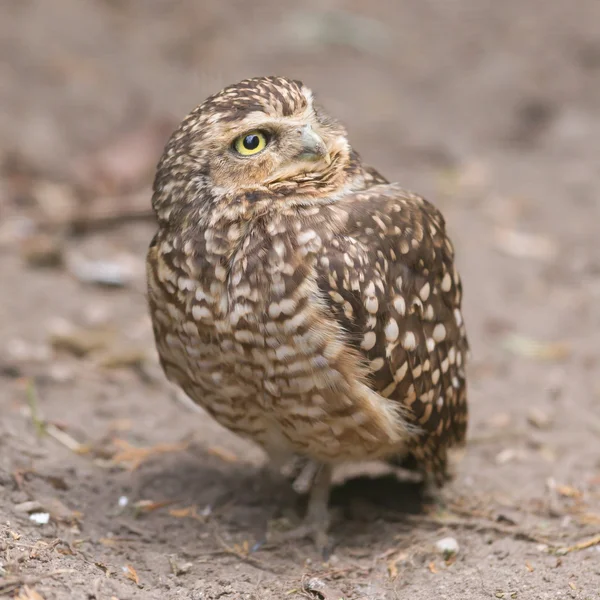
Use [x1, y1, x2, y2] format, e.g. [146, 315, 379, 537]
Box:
[1, 1, 600, 598]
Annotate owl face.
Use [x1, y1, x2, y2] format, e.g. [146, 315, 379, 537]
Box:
[195, 78, 350, 193]
[155, 77, 354, 218]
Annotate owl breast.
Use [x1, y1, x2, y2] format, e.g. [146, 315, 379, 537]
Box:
[146, 218, 409, 464]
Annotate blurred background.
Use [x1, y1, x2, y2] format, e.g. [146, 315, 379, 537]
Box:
[1, 1, 599, 599]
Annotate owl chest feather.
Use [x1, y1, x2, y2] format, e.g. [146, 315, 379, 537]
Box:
[147, 210, 409, 461]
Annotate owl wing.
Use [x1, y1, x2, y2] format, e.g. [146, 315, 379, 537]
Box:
[315, 183, 468, 480]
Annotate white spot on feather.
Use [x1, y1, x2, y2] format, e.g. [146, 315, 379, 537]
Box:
[361, 331, 376, 351]
[365, 296, 378, 314]
[433, 323, 447, 342]
[370, 357, 385, 371]
[402, 331, 417, 351]
[393, 296, 406, 315]
[441, 272, 452, 292]
[385, 319, 399, 342]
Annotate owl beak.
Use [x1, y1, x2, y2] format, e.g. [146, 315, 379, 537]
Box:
[299, 125, 331, 165]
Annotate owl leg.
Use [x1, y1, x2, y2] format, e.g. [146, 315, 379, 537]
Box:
[264, 463, 333, 555]
[303, 462, 333, 550]
[276, 453, 315, 486]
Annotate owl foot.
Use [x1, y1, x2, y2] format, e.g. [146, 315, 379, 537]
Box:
[259, 463, 334, 557]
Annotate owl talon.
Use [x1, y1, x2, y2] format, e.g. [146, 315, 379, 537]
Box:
[265, 521, 333, 558]
[262, 463, 333, 556]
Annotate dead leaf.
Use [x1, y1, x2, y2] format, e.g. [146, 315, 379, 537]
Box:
[428, 561, 438, 574]
[110, 439, 189, 470]
[167, 505, 207, 521]
[576, 512, 600, 525]
[16, 585, 45, 600]
[133, 499, 175, 514]
[99, 538, 118, 547]
[207, 446, 239, 463]
[525, 561, 534, 572]
[233, 540, 250, 556]
[56, 544, 75, 556]
[122, 564, 140, 585]
[556, 485, 582, 499]
[386, 551, 407, 579]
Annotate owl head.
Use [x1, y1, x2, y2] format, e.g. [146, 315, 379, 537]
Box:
[153, 77, 358, 222]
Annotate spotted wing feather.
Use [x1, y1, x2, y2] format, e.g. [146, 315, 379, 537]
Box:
[316, 183, 468, 480]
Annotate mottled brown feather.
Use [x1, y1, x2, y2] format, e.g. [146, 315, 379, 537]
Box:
[314, 184, 468, 480]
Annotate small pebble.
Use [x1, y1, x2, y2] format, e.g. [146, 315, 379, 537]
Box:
[495, 448, 519, 465]
[29, 512, 50, 525]
[527, 407, 553, 429]
[435, 536, 459, 559]
[20, 233, 65, 268]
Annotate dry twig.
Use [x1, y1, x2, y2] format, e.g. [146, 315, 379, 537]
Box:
[555, 533, 600, 555]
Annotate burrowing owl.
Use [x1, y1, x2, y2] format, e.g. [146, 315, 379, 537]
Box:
[147, 76, 468, 549]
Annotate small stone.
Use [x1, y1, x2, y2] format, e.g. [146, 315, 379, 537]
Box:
[48, 320, 115, 357]
[20, 233, 65, 268]
[495, 448, 518, 465]
[435, 536, 459, 559]
[29, 512, 50, 525]
[96, 346, 147, 369]
[67, 253, 141, 287]
[527, 407, 553, 429]
[47, 362, 76, 383]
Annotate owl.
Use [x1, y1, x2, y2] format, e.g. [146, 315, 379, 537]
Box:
[146, 76, 468, 550]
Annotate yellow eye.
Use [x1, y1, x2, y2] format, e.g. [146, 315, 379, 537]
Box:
[233, 131, 269, 156]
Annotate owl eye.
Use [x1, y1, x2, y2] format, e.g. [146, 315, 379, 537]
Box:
[233, 131, 269, 156]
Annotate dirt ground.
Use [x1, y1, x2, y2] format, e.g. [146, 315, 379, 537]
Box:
[1, 1, 600, 598]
